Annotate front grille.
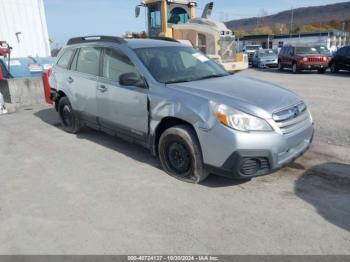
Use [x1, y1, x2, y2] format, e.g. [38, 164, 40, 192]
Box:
[240, 158, 270, 176]
[273, 103, 311, 135]
[308, 57, 324, 63]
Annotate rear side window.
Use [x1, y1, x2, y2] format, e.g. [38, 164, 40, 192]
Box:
[335, 47, 345, 56]
[280, 47, 286, 55]
[345, 47, 350, 56]
[102, 48, 138, 82]
[76, 47, 101, 76]
[57, 49, 74, 69]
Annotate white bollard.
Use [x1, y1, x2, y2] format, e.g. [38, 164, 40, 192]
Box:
[0, 92, 8, 114]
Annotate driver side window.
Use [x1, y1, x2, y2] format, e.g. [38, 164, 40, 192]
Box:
[102, 48, 138, 82]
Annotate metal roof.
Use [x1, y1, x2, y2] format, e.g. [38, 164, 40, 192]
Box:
[240, 30, 350, 41]
[143, 0, 196, 4]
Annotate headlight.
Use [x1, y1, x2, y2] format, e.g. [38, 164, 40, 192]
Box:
[303, 57, 308, 62]
[211, 102, 273, 132]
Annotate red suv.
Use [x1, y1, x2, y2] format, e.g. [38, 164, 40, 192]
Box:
[0, 41, 11, 57]
[278, 46, 328, 74]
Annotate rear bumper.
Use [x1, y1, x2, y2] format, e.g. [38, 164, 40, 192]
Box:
[50, 88, 59, 102]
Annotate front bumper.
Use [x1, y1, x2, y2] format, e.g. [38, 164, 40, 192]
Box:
[298, 63, 328, 70]
[197, 123, 314, 179]
[259, 62, 278, 68]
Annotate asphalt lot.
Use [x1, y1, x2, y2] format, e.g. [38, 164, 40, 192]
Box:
[0, 69, 349, 254]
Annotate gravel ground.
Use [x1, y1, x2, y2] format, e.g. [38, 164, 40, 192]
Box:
[0, 69, 349, 254]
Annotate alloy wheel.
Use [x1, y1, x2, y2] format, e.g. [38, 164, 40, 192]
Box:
[61, 105, 73, 128]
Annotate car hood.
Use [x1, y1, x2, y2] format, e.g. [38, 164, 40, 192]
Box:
[167, 75, 302, 118]
[296, 54, 325, 57]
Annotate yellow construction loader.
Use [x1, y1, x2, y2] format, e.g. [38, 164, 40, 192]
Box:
[135, 0, 248, 72]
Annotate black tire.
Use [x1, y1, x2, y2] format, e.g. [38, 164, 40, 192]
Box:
[330, 63, 338, 73]
[158, 125, 209, 184]
[318, 68, 326, 74]
[58, 96, 81, 134]
[278, 62, 283, 71]
[292, 63, 299, 74]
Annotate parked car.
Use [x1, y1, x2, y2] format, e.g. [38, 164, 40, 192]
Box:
[278, 46, 328, 74]
[50, 36, 314, 184]
[252, 49, 278, 68]
[329, 45, 350, 73]
[243, 45, 262, 66]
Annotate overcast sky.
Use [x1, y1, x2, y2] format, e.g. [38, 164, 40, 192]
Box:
[44, 0, 348, 46]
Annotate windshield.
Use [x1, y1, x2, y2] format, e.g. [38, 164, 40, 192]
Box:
[295, 47, 319, 55]
[135, 46, 229, 84]
[246, 46, 260, 51]
[316, 46, 331, 55]
[259, 49, 276, 57]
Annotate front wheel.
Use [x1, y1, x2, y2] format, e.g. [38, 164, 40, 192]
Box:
[330, 63, 339, 73]
[292, 63, 299, 74]
[58, 96, 81, 134]
[158, 125, 209, 184]
[318, 68, 326, 74]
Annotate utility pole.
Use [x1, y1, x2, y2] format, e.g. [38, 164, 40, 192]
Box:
[290, 7, 294, 36]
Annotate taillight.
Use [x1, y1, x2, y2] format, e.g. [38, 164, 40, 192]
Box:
[47, 68, 53, 77]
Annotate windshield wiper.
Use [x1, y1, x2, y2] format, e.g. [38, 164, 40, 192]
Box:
[165, 74, 228, 84]
[165, 79, 191, 84]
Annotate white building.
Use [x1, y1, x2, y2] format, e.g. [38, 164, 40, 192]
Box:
[272, 31, 349, 50]
[0, 0, 50, 58]
[239, 31, 350, 51]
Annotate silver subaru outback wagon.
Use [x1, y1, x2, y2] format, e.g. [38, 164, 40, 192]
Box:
[50, 36, 314, 184]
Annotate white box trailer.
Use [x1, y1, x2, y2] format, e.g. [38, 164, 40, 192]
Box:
[0, 0, 50, 58]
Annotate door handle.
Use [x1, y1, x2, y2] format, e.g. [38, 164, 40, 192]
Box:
[97, 85, 108, 92]
[67, 77, 74, 83]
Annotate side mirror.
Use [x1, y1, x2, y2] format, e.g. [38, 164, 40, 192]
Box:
[119, 72, 147, 88]
[135, 6, 141, 18]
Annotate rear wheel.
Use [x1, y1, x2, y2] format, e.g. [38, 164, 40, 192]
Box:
[158, 125, 209, 184]
[292, 63, 299, 74]
[278, 62, 283, 71]
[330, 63, 339, 73]
[58, 96, 81, 134]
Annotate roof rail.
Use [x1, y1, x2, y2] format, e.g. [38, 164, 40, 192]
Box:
[67, 36, 127, 45]
[150, 37, 179, 43]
